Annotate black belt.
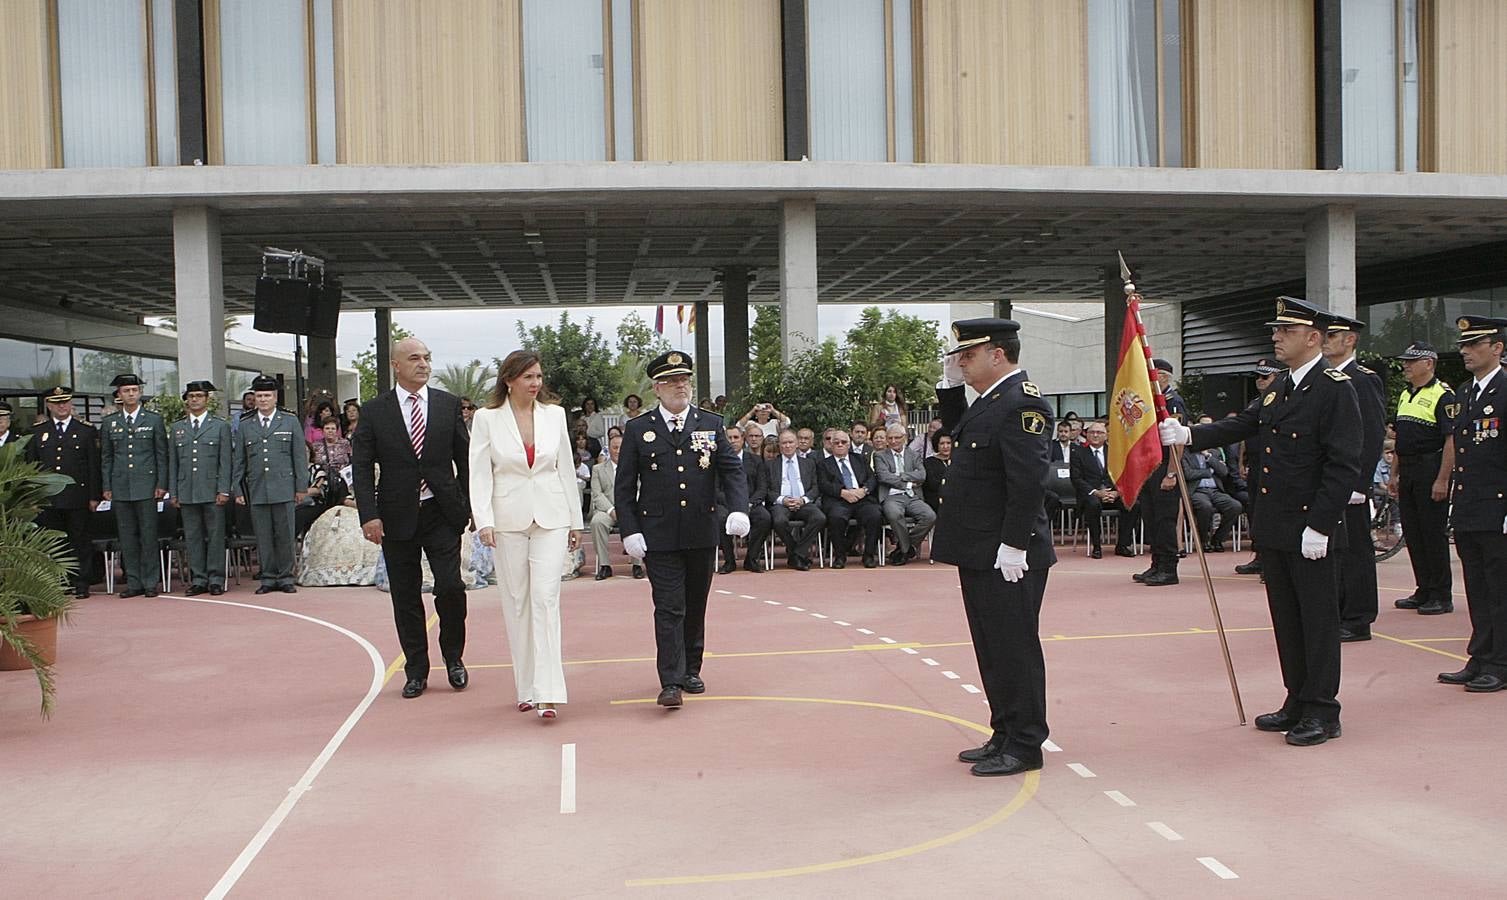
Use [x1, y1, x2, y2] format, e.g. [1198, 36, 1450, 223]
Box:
[1397, 451, 1443, 462]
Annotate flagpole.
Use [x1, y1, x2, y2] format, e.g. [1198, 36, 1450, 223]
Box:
[1119, 253, 1246, 726]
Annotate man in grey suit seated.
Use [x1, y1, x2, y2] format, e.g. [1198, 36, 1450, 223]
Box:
[875, 423, 937, 565]
[589, 434, 642, 581]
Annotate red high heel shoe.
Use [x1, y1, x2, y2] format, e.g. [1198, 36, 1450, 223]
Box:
[517, 700, 535, 712]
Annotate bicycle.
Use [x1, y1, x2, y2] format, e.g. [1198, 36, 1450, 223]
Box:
[1371, 492, 1405, 562]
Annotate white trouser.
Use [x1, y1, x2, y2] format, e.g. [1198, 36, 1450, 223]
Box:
[496, 524, 570, 704]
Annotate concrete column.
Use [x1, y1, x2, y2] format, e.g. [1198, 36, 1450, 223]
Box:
[307, 336, 337, 396]
[779, 199, 818, 364]
[1103, 266, 1126, 400]
[694, 299, 711, 402]
[1305, 205, 1356, 317]
[172, 206, 225, 393]
[375, 307, 392, 394]
[721, 268, 749, 400]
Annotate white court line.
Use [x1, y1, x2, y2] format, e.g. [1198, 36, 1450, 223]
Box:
[1147, 822, 1183, 841]
[764, 600, 782, 605]
[900, 647, 918, 655]
[961, 684, 982, 693]
[1197, 857, 1239, 880]
[878, 637, 897, 644]
[1104, 790, 1136, 807]
[810, 613, 828, 619]
[1042, 739, 1062, 753]
[941, 671, 960, 680]
[834, 620, 852, 626]
[740, 594, 757, 600]
[787, 606, 806, 611]
[160, 595, 386, 900]
[560, 744, 577, 814]
[857, 628, 874, 635]
[921, 658, 939, 666]
[715, 589, 732, 595]
[1067, 763, 1097, 778]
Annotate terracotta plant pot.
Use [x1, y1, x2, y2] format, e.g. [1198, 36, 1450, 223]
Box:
[0, 614, 58, 671]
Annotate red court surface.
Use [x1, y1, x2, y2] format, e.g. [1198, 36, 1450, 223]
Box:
[5, 547, 1505, 898]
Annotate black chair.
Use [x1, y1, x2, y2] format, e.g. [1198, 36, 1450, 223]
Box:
[156, 501, 182, 592]
[86, 509, 120, 593]
[226, 502, 259, 585]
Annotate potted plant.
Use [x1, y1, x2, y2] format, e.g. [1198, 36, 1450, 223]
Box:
[0, 440, 79, 716]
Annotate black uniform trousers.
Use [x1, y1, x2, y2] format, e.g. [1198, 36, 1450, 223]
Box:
[1136, 455, 1179, 572]
[1397, 453, 1452, 606]
[644, 547, 716, 688]
[37, 507, 92, 591]
[769, 503, 826, 563]
[717, 504, 772, 566]
[383, 499, 468, 681]
[1261, 548, 1342, 721]
[1455, 530, 1507, 679]
[958, 565, 1049, 762]
[1336, 502, 1380, 630]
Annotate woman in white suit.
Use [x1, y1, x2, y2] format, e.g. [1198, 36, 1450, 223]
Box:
[470, 350, 583, 719]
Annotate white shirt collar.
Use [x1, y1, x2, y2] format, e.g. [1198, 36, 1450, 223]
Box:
[1334, 355, 1356, 372]
[190, 414, 203, 428]
[400, 384, 429, 405]
[1474, 370, 1499, 393]
[123, 407, 139, 423]
[657, 403, 691, 426]
[979, 368, 1025, 399]
[54, 416, 72, 428]
[1288, 354, 1324, 387]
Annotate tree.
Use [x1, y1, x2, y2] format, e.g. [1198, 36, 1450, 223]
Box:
[843, 306, 946, 410]
[616, 310, 670, 360]
[749, 304, 783, 391]
[513, 311, 617, 411]
[433, 359, 494, 405]
[739, 338, 862, 433]
[351, 322, 414, 401]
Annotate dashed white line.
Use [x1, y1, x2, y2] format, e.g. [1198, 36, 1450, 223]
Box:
[715, 589, 732, 595]
[1147, 822, 1184, 841]
[960, 684, 982, 693]
[740, 594, 757, 600]
[941, 671, 960, 680]
[900, 647, 918, 655]
[1104, 790, 1136, 807]
[1042, 739, 1062, 753]
[560, 744, 577, 814]
[834, 620, 852, 626]
[764, 600, 782, 605]
[810, 612, 828, 619]
[787, 606, 806, 611]
[1197, 857, 1238, 880]
[878, 637, 897, 644]
[1067, 763, 1096, 778]
[921, 658, 939, 666]
[857, 628, 874, 635]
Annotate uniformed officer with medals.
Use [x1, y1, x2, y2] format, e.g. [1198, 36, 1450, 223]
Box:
[168, 380, 233, 596]
[1438, 316, 1507, 693]
[1390, 341, 1457, 616]
[232, 374, 308, 594]
[1160, 297, 1362, 746]
[101, 373, 169, 598]
[614, 351, 749, 709]
[24, 387, 101, 599]
[0, 401, 17, 447]
[931, 319, 1057, 777]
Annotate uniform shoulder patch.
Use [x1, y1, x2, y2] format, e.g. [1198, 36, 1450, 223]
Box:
[1324, 368, 1350, 381]
[1021, 381, 1041, 398]
[1020, 410, 1047, 435]
[1444, 403, 1461, 420]
[1356, 365, 1375, 375]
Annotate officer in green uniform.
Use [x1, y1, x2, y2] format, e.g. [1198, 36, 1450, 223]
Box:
[168, 380, 233, 596]
[101, 373, 169, 598]
[1390, 341, 1457, 616]
[232, 374, 308, 594]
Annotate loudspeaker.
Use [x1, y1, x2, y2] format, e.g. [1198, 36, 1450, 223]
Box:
[254, 277, 318, 335]
[307, 278, 342, 339]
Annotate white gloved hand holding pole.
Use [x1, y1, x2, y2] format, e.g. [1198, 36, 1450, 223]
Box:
[725, 511, 750, 537]
[1158, 418, 1191, 446]
[994, 544, 1028, 582]
[1300, 527, 1329, 560]
[624, 533, 648, 559]
[1348, 491, 1367, 505]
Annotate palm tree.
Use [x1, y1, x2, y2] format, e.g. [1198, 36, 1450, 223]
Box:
[433, 360, 494, 405]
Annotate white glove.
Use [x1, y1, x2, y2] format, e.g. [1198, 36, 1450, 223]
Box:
[993, 544, 1028, 582]
[1348, 491, 1366, 505]
[940, 352, 964, 388]
[1501, 515, 1506, 535]
[1300, 527, 1328, 560]
[725, 511, 750, 537]
[1158, 419, 1191, 446]
[623, 533, 647, 559]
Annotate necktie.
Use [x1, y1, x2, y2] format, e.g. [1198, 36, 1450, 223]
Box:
[1469, 382, 1482, 411]
[786, 457, 798, 495]
[1094, 447, 1104, 471]
[409, 394, 429, 494]
[261, 417, 270, 430]
[840, 458, 856, 490]
[895, 453, 910, 493]
[670, 414, 681, 432]
[56, 421, 65, 437]
[192, 417, 201, 435]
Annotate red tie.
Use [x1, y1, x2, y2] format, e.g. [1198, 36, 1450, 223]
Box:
[408, 394, 428, 494]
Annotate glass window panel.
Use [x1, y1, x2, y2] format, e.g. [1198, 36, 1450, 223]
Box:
[0, 338, 70, 391]
[809, 0, 888, 162]
[57, 0, 150, 168]
[892, 0, 915, 162]
[1088, 0, 1159, 167]
[1401, 0, 1419, 172]
[313, 0, 337, 164]
[1160, 0, 1182, 166]
[75, 348, 145, 397]
[523, 0, 607, 161]
[220, 0, 309, 165]
[151, 0, 178, 165]
[1341, 0, 1398, 171]
[1363, 289, 1507, 356]
[611, 0, 634, 160]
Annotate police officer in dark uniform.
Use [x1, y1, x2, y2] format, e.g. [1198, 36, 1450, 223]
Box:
[1235, 358, 1284, 578]
[0, 401, 17, 448]
[1160, 297, 1361, 746]
[615, 351, 749, 708]
[100, 373, 169, 598]
[1390, 341, 1457, 616]
[1321, 314, 1387, 641]
[1438, 316, 1507, 692]
[24, 387, 101, 599]
[931, 319, 1056, 777]
[1134, 358, 1189, 586]
[168, 381, 234, 596]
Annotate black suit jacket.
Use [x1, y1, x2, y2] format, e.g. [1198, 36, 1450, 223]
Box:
[717, 449, 770, 510]
[350, 387, 471, 542]
[765, 452, 821, 506]
[817, 452, 878, 504]
[1340, 358, 1387, 495]
[614, 405, 746, 550]
[24, 419, 101, 509]
[1069, 443, 1114, 503]
[1449, 368, 1507, 533]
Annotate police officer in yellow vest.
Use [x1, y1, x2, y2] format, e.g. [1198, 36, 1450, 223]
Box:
[1390, 341, 1457, 616]
[168, 380, 234, 596]
[101, 373, 169, 598]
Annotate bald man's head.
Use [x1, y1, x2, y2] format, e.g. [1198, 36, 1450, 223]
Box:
[391, 337, 432, 391]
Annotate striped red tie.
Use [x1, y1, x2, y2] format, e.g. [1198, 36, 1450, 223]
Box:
[408, 393, 428, 494]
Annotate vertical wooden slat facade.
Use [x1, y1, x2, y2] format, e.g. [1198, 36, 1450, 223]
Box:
[634, 0, 783, 162]
[913, 0, 1088, 165]
[0, 0, 56, 169]
[1183, 0, 1315, 169]
[334, 0, 525, 164]
[1420, 0, 1507, 174]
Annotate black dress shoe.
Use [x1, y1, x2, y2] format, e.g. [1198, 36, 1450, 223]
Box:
[1465, 673, 1507, 693]
[185, 585, 208, 596]
[594, 566, 612, 581]
[683, 674, 705, 694]
[632, 564, 645, 579]
[1417, 600, 1454, 615]
[1206, 540, 1227, 553]
[1439, 667, 1479, 685]
[1284, 717, 1341, 746]
[744, 559, 765, 574]
[254, 585, 274, 594]
[890, 553, 909, 566]
[863, 555, 878, 568]
[1235, 560, 1263, 575]
[957, 737, 1006, 763]
[119, 589, 144, 598]
[1132, 567, 1155, 583]
[1142, 571, 1179, 586]
[970, 752, 1043, 777]
[280, 585, 297, 593]
[1254, 709, 1300, 732]
[656, 686, 683, 708]
[831, 558, 847, 569]
[401, 677, 427, 699]
[716, 562, 736, 575]
[209, 585, 224, 596]
[1394, 593, 1425, 609]
[1089, 546, 1102, 559]
[1339, 626, 1372, 643]
[143, 590, 159, 598]
[75, 587, 91, 600]
[1114, 546, 1136, 558]
[791, 557, 811, 571]
[447, 662, 468, 690]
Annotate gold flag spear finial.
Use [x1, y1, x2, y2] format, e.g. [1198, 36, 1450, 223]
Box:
[1117, 251, 1136, 296]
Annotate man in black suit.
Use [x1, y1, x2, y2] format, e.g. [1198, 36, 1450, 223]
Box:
[25, 387, 101, 599]
[351, 337, 472, 700]
[817, 431, 883, 568]
[932, 318, 1056, 778]
[1322, 314, 1388, 642]
[715, 425, 772, 574]
[1070, 420, 1136, 558]
[615, 351, 748, 709]
[766, 428, 825, 570]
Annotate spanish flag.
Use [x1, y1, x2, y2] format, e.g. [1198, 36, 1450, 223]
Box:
[1106, 297, 1163, 503]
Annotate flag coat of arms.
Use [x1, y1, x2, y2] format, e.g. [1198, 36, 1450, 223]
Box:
[1107, 299, 1162, 502]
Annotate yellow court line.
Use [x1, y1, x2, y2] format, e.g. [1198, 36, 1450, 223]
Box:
[382, 613, 439, 687]
[607, 695, 1038, 887]
[1373, 631, 1470, 663]
[1406, 637, 1470, 643]
[431, 642, 927, 671]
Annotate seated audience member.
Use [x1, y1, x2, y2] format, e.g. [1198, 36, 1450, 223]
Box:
[848, 422, 874, 460]
[1070, 420, 1137, 558]
[761, 440, 780, 463]
[744, 427, 766, 459]
[874, 423, 936, 565]
[821, 427, 837, 457]
[572, 417, 602, 461]
[922, 431, 952, 511]
[1182, 446, 1243, 552]
[589, 434, 642, 581]
[796, 428, 816, 458]
[1044, 421, 1078, 522]
[623, 393, 646, 420]
[1061, 411, 1083, 445]
[766, 428, 826, 570]
[817, 430, 882, 568]
[909, 416, 944, 459]
[715, 426, 773, 574]
[313, 418, 352, 471]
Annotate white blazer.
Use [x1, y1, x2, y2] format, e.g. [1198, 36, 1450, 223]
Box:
[469, 402, 583, 533]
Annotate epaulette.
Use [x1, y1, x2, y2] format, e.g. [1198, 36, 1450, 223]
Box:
[1356, 365, 1376, 375]
[1324, 368, 1350, 381]
[1021, 381, 1041, 398]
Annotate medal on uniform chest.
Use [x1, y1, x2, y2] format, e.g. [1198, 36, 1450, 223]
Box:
[40, 431, 49, 444]
[643, 430, 656, 443]
[1485, 405, 1494, 415]
[691, 430, 715, 469]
